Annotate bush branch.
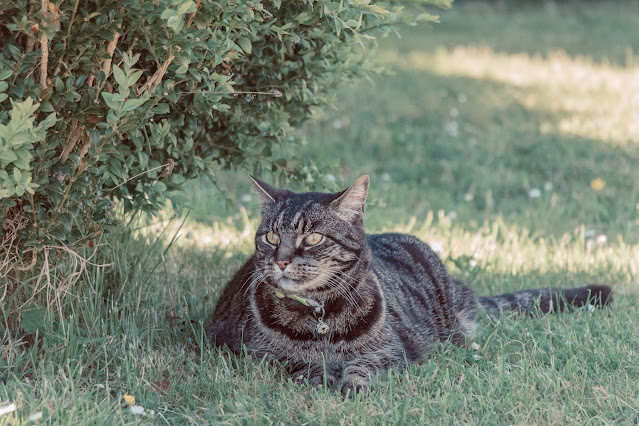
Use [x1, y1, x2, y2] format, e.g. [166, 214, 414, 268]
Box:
[59, 119, 84, 164]
[101, 30, 121, 79]
[186, 0, 202, 29]
[138, 52, 175, 94]
[87, 20, 122, 88]
[39, 0, 49, 89]
[108, 161, 174, 193]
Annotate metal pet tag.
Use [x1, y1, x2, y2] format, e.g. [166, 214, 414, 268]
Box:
[316, 319, 329, 335]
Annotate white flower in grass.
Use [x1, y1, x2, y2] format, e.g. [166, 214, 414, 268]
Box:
[528, 188, 541, 198]
[430, 243, 443, 253]
[457, 93, 468, 104]
[332, 118, 350, 129]
[0, 403, 16, 417]
[445, 121, 459, 137]
[240, 194, 252, 203]
[587, 304, 595, 313]
[381, 173, 391, 182]
[472, 354, 481, 361]
[130, 405, 145, 415]
[463, 193, 473, 202]
[544, 181, 553, 191]
[325, 173, 336, 182]
[470, 342, 480, 351]
[28, 412, 43, 421]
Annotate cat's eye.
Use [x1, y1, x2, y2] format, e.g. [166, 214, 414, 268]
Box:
[265, 232, 280, 245]
[304, 233, 324, 246]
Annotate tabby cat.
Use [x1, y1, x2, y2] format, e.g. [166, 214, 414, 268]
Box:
[207, 175, 612, 396]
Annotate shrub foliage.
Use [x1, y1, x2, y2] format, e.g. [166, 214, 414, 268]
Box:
[0, 0, 447, 318]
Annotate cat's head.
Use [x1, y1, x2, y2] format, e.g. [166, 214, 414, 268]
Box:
[250, 175, 370, 295]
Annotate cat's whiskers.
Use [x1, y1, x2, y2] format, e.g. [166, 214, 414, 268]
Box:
[326, 273, 365, 314]
[241, 268, 268, 297]
[320, 272, 353, 303]
[326, 278, 362, 313]
[328, 268, 366, 305]
[239, 268, 261, 295]
[314, 265, 364, 313]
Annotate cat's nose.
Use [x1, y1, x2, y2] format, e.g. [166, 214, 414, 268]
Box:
[276, 260, 290, 270]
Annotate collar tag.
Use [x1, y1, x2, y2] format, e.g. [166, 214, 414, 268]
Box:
[316, 319, 329, 334]
[274, 290, 329, 335]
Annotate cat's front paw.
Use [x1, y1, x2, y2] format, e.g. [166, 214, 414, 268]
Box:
[340, 375, 370, 398]
[291, 367, 338, 388]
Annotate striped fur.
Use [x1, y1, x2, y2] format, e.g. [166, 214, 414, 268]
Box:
[207, 176, 613, 395]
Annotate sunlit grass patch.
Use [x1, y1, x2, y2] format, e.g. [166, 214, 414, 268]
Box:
[133, 206, 255, 253]
[378, 46, 639, 146]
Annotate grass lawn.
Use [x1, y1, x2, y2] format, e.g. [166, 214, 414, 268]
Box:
[3, 1, 639, 424]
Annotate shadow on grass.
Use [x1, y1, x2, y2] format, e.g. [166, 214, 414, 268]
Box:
[300, 66, 639, 242]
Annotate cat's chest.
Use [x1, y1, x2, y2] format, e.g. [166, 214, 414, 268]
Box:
[248, 281, 389, 361]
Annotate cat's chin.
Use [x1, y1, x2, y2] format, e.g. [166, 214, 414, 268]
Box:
[277, 277, 302, 292]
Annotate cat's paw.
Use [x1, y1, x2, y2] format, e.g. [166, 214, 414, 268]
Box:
[309, 372, 338, 388]
[291, 368, 337, 388]
[340, 375, 370, 398]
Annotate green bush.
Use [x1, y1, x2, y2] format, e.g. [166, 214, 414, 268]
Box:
[0, 0, 448, 320]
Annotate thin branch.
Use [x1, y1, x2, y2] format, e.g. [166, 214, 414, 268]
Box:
[53, 56, 66, 76]
[25, 5, 36, 53]
[26, 36, 36, 54]
[108, 161, 174, 193]
[39, 0, 49, 89]
[44, 162, 90, 236]
[138, 52, 175, 94]
[67, 0, 81, 37]
[86, 70, 96, 87]
[87, 17, 122, 88]
[101, 29, 121, 79]
[13, 247, 37, 272]
[186, 0, 202, 29]
[78, 140, 91, 166]
[59, 119, 84, 164]
[176, 89, 283, 97]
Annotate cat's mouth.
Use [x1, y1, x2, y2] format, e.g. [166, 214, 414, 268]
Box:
[273, 268, 304, 291]
[276, 275, 328, 294]
[277, 277, 301, 292]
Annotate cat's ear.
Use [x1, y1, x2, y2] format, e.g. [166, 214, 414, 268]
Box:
[247, 175, 287, 209]
[331, 175, 370, 222]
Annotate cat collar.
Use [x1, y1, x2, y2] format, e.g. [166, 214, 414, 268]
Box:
[274, 291, 329, 335]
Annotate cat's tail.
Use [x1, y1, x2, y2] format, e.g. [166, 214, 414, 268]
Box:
[478, 284, 613, 317]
